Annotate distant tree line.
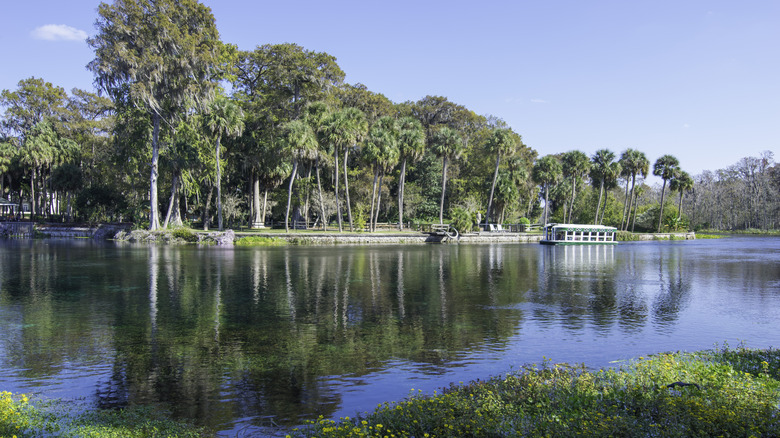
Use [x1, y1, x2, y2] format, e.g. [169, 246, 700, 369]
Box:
[1, 0, 777, 232]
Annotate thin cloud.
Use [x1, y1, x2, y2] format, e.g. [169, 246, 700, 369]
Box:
[530, 98, 547, 104]
[31, 24, 88, 41]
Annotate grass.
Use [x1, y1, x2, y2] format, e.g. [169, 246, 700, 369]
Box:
[234, 235, 288, 246]
[5, 345, 779, 437]
[290, 345, 780, 437]
[693, 233, 725, 239]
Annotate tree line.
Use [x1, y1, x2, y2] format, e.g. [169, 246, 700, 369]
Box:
[1, 0, 777, 233]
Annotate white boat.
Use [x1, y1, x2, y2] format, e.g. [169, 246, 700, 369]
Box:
[540, 223, 618, 245]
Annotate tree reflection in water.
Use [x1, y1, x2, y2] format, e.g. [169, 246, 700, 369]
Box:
[0, 238, 778, 434]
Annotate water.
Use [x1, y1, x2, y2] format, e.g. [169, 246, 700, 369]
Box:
[1, 237, 779, 435]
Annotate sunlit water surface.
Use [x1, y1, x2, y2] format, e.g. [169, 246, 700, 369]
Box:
[1, 236, 778, 435]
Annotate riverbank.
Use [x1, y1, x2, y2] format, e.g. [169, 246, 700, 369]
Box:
[291, 345, 780, 438]
[3, 346, 777, 437]
[110, 228, 695, 245]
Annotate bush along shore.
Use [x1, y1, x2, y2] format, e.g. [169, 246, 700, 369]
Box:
[2, 346, 779, 437]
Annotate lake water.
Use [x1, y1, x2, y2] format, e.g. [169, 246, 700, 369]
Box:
[1, 237, 779, 435]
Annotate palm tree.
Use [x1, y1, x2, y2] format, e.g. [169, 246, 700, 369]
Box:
[340, 108, 368, 231]
[205, 97, 245, 231]
[590, 149, 616, 224]
[320, 108, 367, 232]
[19, 121, 58, 217]
[364, 116, 399, 231]
[653, 154, 680, 232]
[0, 141, 18, 197]
[484, 128, 518, 227]
[532, 155, 563, 226]
[560, 150, 591, 223]
[670, 170, 694, 221]
[281, 120, 318, 233]
[396, 117, 425, 230]
[619, 149, 649, 230]
[430, 126, 464, 224]
[598, 161, 622, 225]
[303, 101, 331, 230]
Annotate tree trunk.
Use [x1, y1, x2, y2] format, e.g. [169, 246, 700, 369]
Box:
[252, 171, 262, 227]
[543, 184, 549, 225]
[620, 178, 630, 230]
[568, 179, 577, 223]
[485, 153, 500, 227]
[374, 172, 385, 232]
[303, 164, 312, 226]
[657, 181, 668, 232]
[202, 184, 213, 231]
[344, 147, 354, 231]
[397, 158, 407, 231]
[285, 159, 298, 233]
[30, 168, 36, 220]
[316, 161, 326, 231]
[149, 113, 161, 230]
[215, 134, 223, 231]
[439, 157, 449, 224]
[334, 147, 342, 232]
[594, 179, 604, 224]
[369, 166, 379, 232]
[625, 174, 637, 231]
[631, 190, 640, 232]
[262, 188, 268, 225]
[163, 171, 179, 229]
[677, 191, 684, 220]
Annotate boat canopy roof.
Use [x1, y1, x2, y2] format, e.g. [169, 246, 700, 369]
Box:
[544, 223, 617, 232]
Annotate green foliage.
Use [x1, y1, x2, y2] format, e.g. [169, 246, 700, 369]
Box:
[449, 205, 476, 233]
[235, 236, 288, 246]
[293, 347, 780, 438]
[170, 227, 198, 243]
[75, 185, 128, 224]
[616, 230, 640, 241]
[352, 204, 368, 231]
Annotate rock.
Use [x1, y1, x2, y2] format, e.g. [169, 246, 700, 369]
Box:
[199, 229, 235, 245]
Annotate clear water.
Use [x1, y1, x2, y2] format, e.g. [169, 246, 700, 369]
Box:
[1, 237, 778, 435]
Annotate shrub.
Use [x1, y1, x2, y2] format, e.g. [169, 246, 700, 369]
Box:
[171, 227, 198, 242]
[449, 206, 475, 233]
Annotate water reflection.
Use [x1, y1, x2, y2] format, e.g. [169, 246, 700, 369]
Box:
[1, 238, 779, 433]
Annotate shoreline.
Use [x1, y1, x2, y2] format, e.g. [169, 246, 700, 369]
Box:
[1, 222, 697, 244]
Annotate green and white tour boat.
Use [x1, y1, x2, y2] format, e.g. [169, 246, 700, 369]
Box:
[540, 223, 618, 245]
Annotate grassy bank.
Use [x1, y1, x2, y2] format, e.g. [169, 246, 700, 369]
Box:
[4, 346, 779, 437]
[291, 345, 780, 437]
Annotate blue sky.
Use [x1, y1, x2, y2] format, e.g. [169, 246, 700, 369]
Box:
[2, 0, 778, 180]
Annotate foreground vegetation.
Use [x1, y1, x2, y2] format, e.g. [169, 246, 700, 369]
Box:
[0, 394, 206, 438]
[4, 346, 777, 437]
[291, 345, 780, 437]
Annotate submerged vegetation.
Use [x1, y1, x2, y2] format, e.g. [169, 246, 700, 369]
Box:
[0, 393, 206, 438]
[290, 346, 780, 438]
